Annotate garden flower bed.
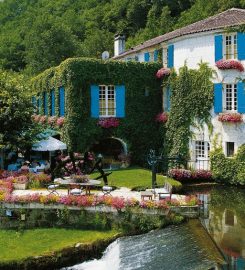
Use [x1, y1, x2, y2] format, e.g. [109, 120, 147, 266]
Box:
[168, 169, 213, 182]
[0, 193, 198, 213]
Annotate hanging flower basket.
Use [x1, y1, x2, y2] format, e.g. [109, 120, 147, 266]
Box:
[216, 59, 244, 72]
[156, 68, 171, 79]
[98, 117, 120, 128]
[218, 112, 243, 123]
[155, 112, 168, 123]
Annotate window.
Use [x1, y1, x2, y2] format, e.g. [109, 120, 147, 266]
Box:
[195, 141, 210, 159]
[226, 142, 235, 157]
[224, 84, 237, 111]
[224, 34, 237, 60]
[99, 85, 116, 117]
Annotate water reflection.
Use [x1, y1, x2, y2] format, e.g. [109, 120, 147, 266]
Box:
[198, 187, 245, 270]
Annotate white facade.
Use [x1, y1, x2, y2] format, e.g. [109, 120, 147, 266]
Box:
[117, 29, 245, 166]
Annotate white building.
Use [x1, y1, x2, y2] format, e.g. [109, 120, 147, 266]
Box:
[113, 8, 245, 169]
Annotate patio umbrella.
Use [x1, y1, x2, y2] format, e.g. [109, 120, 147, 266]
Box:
[32, 136, 67, 152]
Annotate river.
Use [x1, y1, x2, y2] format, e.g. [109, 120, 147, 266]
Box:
[64, 186, 245, 270]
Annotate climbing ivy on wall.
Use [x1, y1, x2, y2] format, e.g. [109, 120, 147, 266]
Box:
[31, 58, 163, 165]
[165, 63, 214, 160]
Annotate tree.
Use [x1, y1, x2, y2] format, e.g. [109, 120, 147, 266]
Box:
[0, 70, 42, 152]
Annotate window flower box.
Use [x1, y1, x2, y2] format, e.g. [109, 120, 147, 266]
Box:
[155, 112, 168, 123]
[56, 117, 65, 127]
[98, 117, 120, 128]
[218, 112, 243, 123]
[215, 59, 244, 72]
[156, 68, 171, 79]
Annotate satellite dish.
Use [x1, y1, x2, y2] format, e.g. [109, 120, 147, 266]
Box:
[102, 51, 110, 60]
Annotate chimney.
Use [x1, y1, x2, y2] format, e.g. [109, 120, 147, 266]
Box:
[114, 34, 125, 57]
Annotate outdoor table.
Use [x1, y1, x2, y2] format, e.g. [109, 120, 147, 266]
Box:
[55, 178, 101, 195]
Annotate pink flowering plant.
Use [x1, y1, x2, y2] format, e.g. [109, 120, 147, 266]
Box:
[39, 115, 47, 124]
[48, 116, 57, 126]
[156, 67, 171, 79]
[98, 118, 120, 128]
[218, 112, 243, 123]
[56, 117, 65, 127]
[155, 112, 168, 123]
[216, 59, 244, 72]
[168, 169, 212, 182]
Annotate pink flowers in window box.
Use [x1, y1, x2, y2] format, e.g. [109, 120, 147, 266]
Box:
[155, 112, 168, 123]
[48, 116, 57, 125]
[56, 117, 65, 127]
[216, 59, 244, 72]
[156, 68, 171, 79]
[98, 118, 120, 128]
[218, 113, 243, 123]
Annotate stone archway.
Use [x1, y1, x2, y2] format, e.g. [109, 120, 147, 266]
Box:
[90, 137, 128, 169]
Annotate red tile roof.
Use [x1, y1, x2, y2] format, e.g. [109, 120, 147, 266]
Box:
[113, 8, 245, 59]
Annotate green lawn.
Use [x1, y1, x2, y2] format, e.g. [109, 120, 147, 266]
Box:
[91, 167, 182, 190]
[0, 228, 118, 262]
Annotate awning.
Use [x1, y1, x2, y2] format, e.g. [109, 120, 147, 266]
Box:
[32, 137, 67, 152]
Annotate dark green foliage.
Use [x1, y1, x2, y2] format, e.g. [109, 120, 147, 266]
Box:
[210, 144, 245, 185]
[0, 70, 43, 151]
[1, 0, 244, 74]
[166, 63, 214, 160]
[32, 58, 163, 165]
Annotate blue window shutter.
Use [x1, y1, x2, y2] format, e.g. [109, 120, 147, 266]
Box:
[144, 52, 150, 62]
[37, 96, 41, 114]
[214, 83, 223, 113]
[215, 35, 223, 62]
[116, 85, 125, 118]
[154, 50, 158, 62]
[51, 90, 55, 116]
[167, 45, 174, 68]
[43, 92, 48, 115]
[238, 32, 245, 60]
[59, 87, 65, 116]
[166, 87, 171, 112]
[238, 82, 245, 113]
[91, 85, 100, 118]
[31, 96, 36, 107]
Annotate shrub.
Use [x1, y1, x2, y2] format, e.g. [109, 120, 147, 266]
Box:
[210, 144, 245, 185]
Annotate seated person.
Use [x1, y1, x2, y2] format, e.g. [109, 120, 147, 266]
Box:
[20, 161, 30, 172]
[35, 162, 45, 172]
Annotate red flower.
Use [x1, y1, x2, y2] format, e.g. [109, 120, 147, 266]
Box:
[98, 118, 120, 128]
[218, 113, 243, 123]
[155, 112, 168, 123]
[216, 59, 244, 72]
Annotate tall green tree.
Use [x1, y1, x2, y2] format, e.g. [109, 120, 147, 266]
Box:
[0, 70, 42, 152]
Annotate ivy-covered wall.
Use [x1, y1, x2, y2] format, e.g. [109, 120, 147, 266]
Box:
[31, 58, 163, 164]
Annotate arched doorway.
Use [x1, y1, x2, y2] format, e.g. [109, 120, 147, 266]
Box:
[90, 137, 128, 169]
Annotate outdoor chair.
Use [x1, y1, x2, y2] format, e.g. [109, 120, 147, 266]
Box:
[70, 187, 84, 196]
[47, 183, 59, 195]
[102, 185, 113, 196]
[154, 181, 172, 200]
